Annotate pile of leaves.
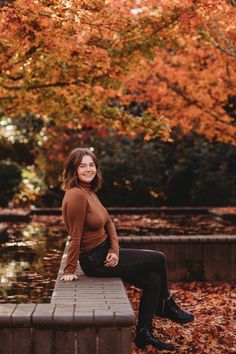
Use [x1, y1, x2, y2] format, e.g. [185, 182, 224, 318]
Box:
[126, 282, 236, 353]
[211, 208, 236, 215]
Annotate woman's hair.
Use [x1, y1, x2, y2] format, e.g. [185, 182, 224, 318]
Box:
[62, 148, 103, 191]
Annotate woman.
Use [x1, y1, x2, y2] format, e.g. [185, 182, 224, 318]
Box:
[60, 147, 194, 351]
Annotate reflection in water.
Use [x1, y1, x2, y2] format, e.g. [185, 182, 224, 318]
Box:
[1, 260, 29, 282]
[0, 217, 66, 303]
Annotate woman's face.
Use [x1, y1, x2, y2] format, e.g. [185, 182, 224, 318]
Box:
[77, 155, 97, 184]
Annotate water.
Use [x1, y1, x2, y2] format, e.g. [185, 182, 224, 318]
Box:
[0, 216, 66, 303]
[0, 213, 235, 303]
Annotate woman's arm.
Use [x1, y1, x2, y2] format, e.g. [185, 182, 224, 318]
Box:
[62, 190, 88, 277]
[104, 216, 120, 257]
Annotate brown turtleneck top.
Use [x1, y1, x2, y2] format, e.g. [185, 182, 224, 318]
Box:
[62, 181, 119, 275]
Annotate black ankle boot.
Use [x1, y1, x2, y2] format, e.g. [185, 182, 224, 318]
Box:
[134, 327, 175, 351]
[156, 295, 194, 324]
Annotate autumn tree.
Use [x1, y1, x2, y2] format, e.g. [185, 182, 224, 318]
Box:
[117, 0, 236, 144]
[0, 0, 176, 140]
[1, 0, 236, 206]
[1, 0, 235, 145]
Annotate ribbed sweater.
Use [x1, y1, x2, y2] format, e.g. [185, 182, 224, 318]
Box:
[62, 181, 119, 275]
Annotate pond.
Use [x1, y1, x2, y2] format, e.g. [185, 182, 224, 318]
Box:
[0, 215, 66, 304]
[0, 213, 235, 303]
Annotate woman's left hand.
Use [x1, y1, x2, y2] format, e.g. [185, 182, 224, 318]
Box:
[104, 252, 119, 267]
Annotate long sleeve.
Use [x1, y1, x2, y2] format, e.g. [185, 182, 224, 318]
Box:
[104, 216, 120, 257]
[63, 190, 88, 275]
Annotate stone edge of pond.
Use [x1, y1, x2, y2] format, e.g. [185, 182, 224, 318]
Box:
[0, 211, 31, 222]
[118, 235, 236, 243]
[1, 206, 236, 219]
[0, 302, 135, 327]
[29, 206, 212, 215]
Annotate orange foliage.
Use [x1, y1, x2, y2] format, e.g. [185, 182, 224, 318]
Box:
[0, 0, 235, 143]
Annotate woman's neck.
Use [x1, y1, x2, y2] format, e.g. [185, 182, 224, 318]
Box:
[79, 180, 92, 191]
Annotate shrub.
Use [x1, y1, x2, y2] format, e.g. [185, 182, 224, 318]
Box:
[0, 161, 22, 207]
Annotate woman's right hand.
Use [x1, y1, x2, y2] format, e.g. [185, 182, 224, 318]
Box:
[60, 274, 78, 281]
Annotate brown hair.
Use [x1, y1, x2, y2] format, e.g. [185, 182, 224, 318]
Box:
[62, 148, 103, 191]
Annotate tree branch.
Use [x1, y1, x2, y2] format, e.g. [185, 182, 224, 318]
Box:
[208, 20, 236, 57]
[1, 80, 84, 90]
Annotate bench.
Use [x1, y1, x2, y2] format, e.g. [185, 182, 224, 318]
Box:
[50, 238, 135, 354]
[0, 238, 135, 354]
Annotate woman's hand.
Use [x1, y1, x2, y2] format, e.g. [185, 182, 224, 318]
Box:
[104, 252, 119, 267]
[60, 274, 78, 281]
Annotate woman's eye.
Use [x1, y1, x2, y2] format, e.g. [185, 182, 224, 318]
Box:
[79, 164, 95, 168]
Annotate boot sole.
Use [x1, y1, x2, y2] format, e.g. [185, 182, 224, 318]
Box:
[157, 314, 195, 324]
[134, 337, 175, 351]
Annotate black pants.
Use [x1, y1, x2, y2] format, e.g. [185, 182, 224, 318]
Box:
[79, 238, 170, 329]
